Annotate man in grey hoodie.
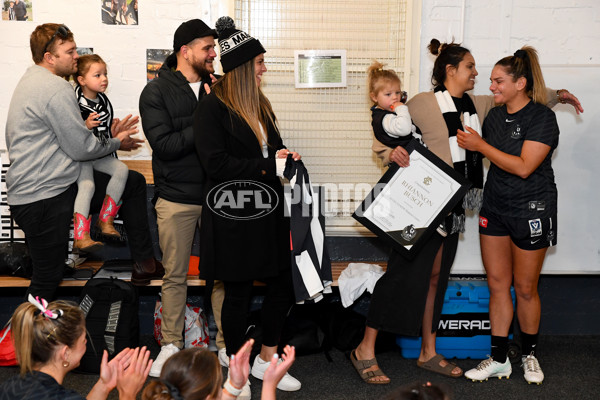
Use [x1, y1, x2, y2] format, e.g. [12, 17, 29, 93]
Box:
[5, 23, 160, 300]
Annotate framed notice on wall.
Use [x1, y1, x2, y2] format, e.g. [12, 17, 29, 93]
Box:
[294, 50, 346, 88]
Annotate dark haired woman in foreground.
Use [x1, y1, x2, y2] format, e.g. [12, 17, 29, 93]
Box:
[142, 339, 296, 400]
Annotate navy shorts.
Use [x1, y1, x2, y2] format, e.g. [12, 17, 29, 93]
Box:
[478, 207, 557, 250]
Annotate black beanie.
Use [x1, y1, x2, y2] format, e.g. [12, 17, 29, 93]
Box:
[173, 19, 217, 52]
[215, 16, 265, 73]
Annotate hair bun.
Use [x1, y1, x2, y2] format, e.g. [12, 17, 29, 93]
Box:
[215, 16, 235, 36]
[428, 38, 442, 56]
[514, 49, 527, 59]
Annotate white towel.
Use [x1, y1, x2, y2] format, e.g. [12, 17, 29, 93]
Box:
[338, 263, 385, 308]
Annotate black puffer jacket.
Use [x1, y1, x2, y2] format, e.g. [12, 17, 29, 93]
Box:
[139, 53, 211, 205]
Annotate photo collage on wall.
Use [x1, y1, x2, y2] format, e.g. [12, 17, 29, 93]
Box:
[3, 1, 175, 93]
[2, 0, 33, 21]
[101, 0, 138, 25]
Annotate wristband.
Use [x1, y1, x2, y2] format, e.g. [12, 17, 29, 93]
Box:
[223, 379, 243, 397]
[557, 89, 567, 104]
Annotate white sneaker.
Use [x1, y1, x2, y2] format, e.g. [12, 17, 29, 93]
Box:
[149, 343, 180, 377]
[465, 356, 512, 382]
[227, 370, 251, 400]
[251, 354, 301, 391]
[522, 353, 544, 384]
[218, 347, 229, 367]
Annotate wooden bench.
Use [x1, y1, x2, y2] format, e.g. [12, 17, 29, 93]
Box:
[0, 261, 387, 288]
[123, 159, 154, 184]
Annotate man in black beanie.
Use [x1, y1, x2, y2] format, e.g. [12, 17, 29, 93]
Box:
[139, 19, 223, 378]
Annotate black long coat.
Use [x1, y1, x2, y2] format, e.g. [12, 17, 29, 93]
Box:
[193, 94, 290, 282]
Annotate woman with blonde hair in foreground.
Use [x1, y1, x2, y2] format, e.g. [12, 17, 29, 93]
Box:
[0, 295, 151, 399]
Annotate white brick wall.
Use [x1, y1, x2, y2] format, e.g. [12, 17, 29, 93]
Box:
[418, 0, 599, 90]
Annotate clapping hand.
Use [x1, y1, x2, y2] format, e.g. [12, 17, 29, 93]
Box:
[112, 114, 144, 151]
[116, 346, 152, 400]
[88, 347, 137, 400]
[261, 345, 296, 399]
[99, 348, 134, 390]
[228, 339, 254, 390]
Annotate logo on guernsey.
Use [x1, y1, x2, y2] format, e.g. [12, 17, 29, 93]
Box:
[479, 216, 488, 228]
[529, 218, 542, 237]
[219, 32, 252, 54]
[510, 123, 523, 139]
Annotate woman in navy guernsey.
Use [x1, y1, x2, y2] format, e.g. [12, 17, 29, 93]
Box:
[458, 46, 584, 384]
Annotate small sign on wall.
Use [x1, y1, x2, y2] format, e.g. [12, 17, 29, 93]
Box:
[294, 50, 346, 88]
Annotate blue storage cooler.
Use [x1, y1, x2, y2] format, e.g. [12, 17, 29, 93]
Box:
[396, 279, 515, 359]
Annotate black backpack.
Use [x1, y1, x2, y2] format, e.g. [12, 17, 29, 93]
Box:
[0, 242, 32, 278]
[76, 278, 139, 373]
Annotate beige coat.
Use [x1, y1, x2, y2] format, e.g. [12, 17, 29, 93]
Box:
[372, 89, 559, 166]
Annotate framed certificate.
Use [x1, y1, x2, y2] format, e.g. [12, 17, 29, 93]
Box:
[353, 140, 471, 258]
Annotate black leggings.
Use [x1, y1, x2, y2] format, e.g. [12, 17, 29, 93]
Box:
[222, 269, 294, 356]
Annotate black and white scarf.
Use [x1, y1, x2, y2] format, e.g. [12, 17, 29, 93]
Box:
[75, 84, 116, 157]
[434, 85, 483, 230]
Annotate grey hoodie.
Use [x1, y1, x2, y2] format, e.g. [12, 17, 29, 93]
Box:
[5, 65, 121, 205]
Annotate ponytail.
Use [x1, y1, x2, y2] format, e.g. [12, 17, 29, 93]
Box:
[11, 299, 84, 375]
[141, 381, 175, 400]
[367, 60, 401, 104]
[495, 46, 547, 104]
